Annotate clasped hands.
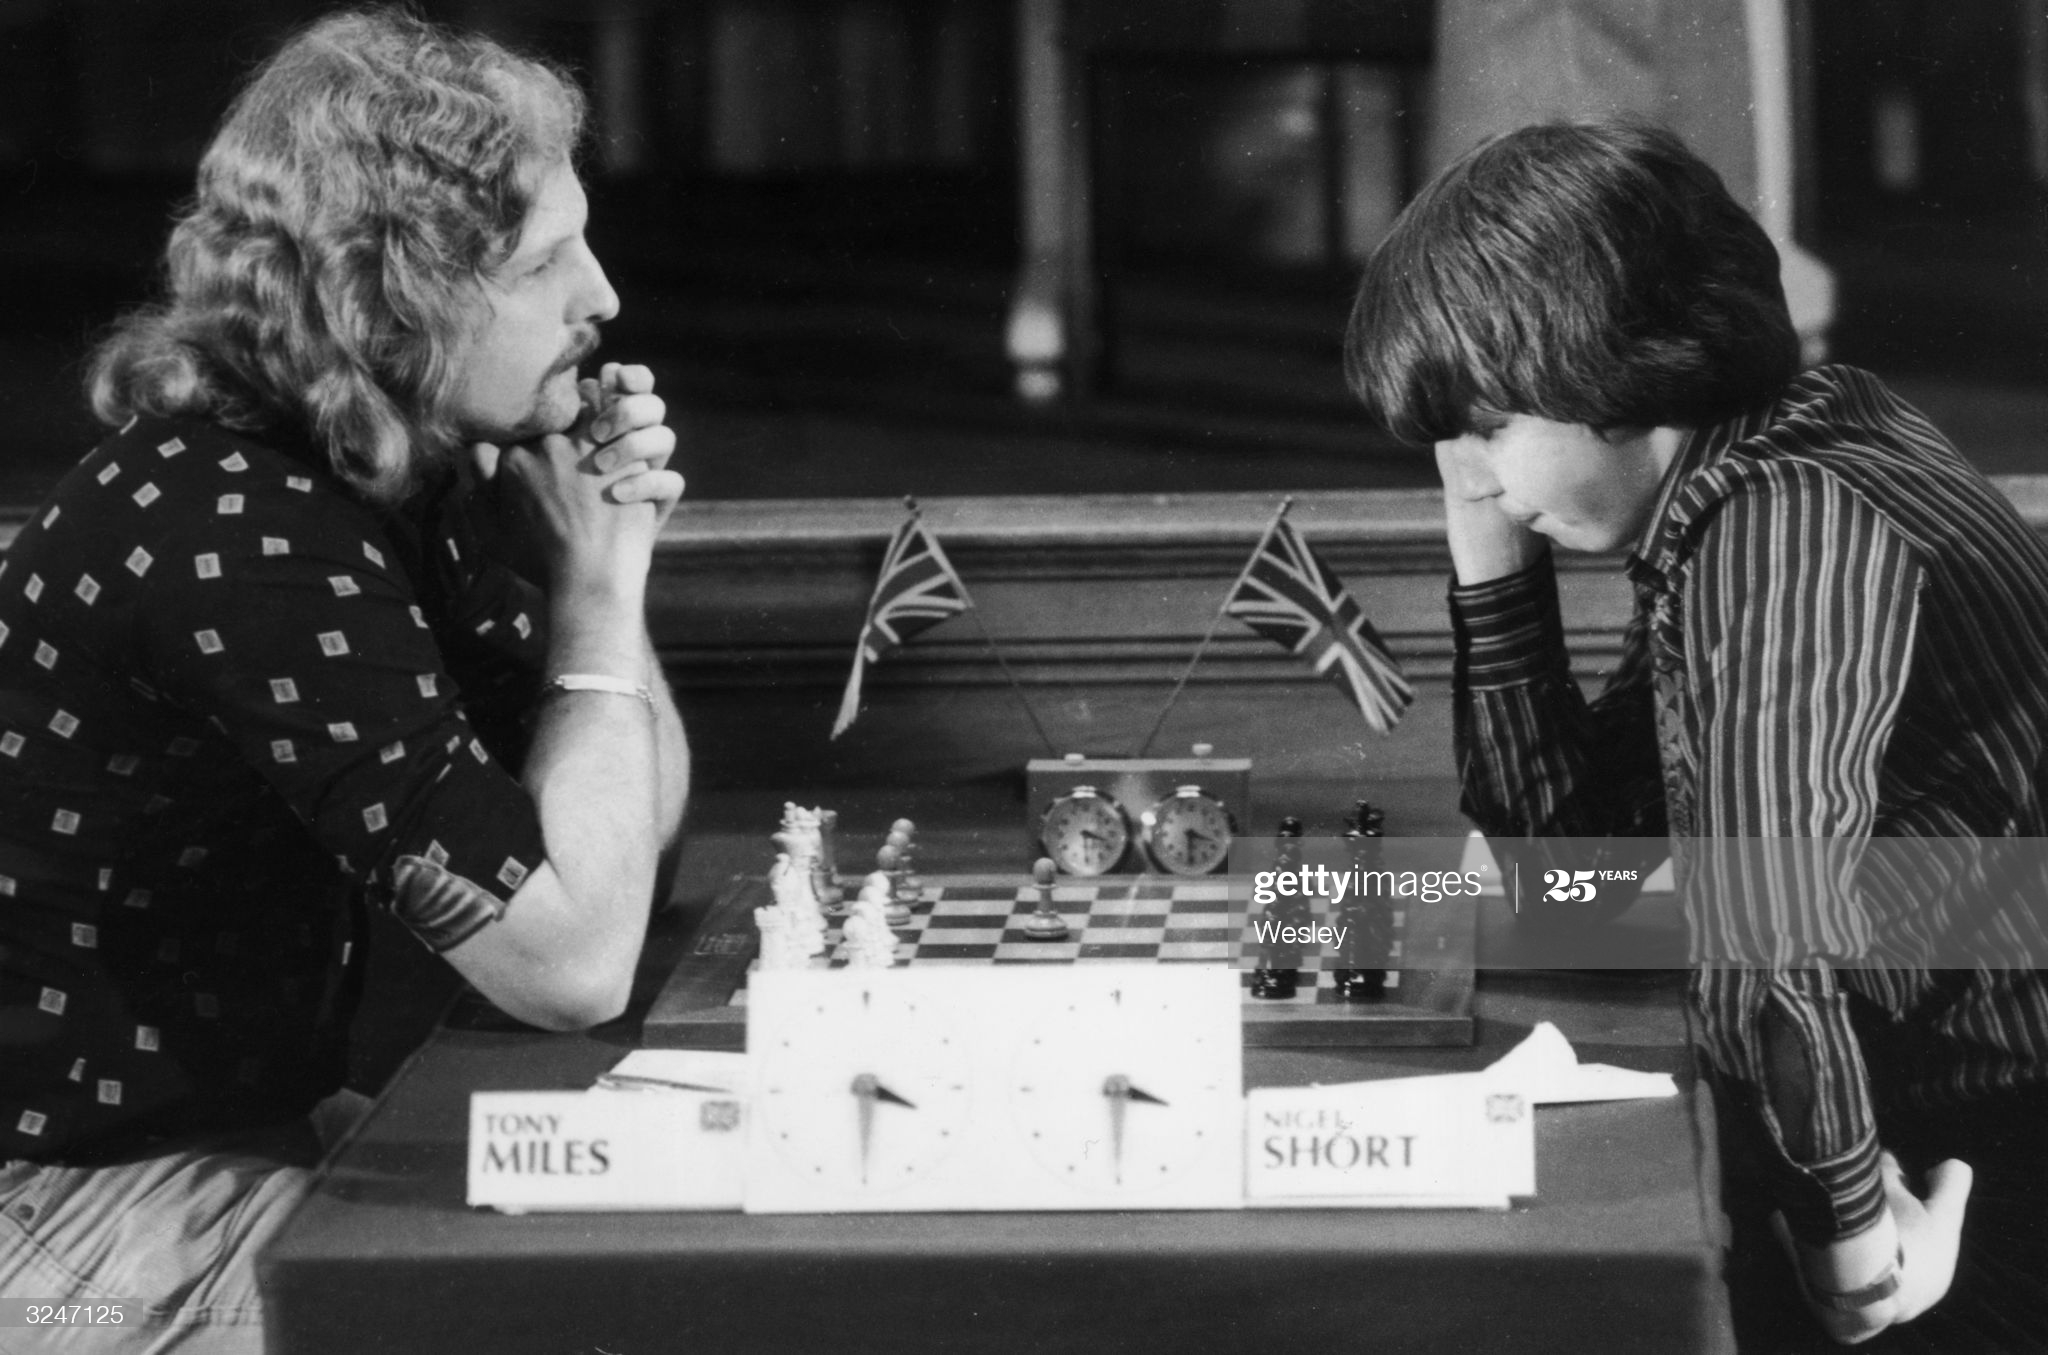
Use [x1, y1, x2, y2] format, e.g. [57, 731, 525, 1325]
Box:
[1772, 1151, 1974, 1345]
[470, 363, 683, 589]
[473, 361, 681, 508]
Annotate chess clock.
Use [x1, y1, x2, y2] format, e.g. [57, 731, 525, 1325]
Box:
[745, 967, 1243, 1212]
[750, 972, 974, 1197]
[1036, 785, 1131, 876]
[1139, 785, 1236, 876]
[1026, 752, 1251, 875]
[1008, 979, 1239, 1197]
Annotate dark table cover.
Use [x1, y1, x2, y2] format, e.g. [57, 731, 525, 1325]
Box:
[260, 924, 1733, 1355]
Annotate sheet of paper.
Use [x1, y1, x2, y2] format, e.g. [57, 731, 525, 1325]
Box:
[596, 1049, 750, 1094]
[1482, 1021, 1677, 1104]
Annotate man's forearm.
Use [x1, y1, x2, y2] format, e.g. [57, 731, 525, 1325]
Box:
[460, 585, 661, 1027]
[642, 631, 689, 843]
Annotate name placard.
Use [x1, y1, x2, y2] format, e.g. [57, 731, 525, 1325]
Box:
[467, 1090, 745, 1213]
[1244, 1074, 1532, 1208]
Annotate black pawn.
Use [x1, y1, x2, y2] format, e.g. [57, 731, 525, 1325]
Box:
[1250, 816, 1310, 1000]
[1333, 800, 1392, 1002]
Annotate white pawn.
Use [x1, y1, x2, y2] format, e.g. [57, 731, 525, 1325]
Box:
[842, 894, 897, 970]
[863, 868, 910, 928]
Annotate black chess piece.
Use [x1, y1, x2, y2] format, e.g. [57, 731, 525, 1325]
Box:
[1332, 800, 1392, 1003]
[1250, 816, 1310, 1000]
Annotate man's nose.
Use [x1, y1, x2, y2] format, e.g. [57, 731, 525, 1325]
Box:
[1441, 439, 1502, 501]
[576, 247, 621, 326]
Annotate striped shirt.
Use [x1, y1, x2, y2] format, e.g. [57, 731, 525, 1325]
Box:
[1450, 365, 2048, 1242]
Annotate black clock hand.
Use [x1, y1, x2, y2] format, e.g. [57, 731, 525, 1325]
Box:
[1102, 1075, 1168, 1107]
[1102, 1075, 1170, 1185]
[851, 1073, 915, 1185]
[852, 1072, 916, 1110]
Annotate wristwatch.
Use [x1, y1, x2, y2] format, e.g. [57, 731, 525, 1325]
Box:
[1810, 1248, 1904, 1312]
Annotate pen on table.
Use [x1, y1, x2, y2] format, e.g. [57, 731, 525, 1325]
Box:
[593, 1072, 732, 1094]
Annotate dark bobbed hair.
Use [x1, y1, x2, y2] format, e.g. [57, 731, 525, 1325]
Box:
[87, 7, 587, 504]
[1344, 120, 1800, 444]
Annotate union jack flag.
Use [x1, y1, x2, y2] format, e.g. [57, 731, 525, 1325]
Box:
[1225, 515, 1411, 732]
[832, 509, 972, 737]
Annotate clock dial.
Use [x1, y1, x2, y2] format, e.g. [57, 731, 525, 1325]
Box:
[1008, 977, 1238, 1196]
[753, 979, 973, 1194]
[1038, 786, 1131, 876]
[1140, 786, 1235, 876]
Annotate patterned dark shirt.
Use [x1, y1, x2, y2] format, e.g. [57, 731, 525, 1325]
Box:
[1451, 366, 2048, 1242]
[0, 416, 549, 1161]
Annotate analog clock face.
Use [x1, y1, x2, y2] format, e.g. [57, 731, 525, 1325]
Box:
[753, 979, 974, 1195]
[1007, 978, 1237, 1197]
[1140, 787, 1234, 876]
[1038, 787, 1131, 876]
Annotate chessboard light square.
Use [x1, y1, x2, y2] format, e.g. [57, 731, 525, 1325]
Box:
[1079, 925, 1164, 949]
[917, 926, 1006, 949]
[1076, 912, 1168, 933]
[1163, 911, 1235, 934]
[1070, 890, 1156, 919]
[1157, 939, 1235, 961]
[925, 902, 1013, 925]
[991, 941, 1080, 962]
[1073, 945, 1171, 966]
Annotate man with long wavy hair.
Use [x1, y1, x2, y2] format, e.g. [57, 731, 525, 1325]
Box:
[0, 9, 688, 1347]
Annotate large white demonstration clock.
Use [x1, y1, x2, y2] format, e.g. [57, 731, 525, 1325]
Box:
[744, 966, 1243, 1213]
[1009, 977, 1240, 1201]
[751, 975, 973, 1198]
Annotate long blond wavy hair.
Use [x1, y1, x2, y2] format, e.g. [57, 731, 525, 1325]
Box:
[88, 7, 587, 504]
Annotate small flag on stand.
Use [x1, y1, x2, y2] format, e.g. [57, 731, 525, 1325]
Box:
[1137, 498, 1411, 758]
[1223, 513, 1412, 733]
[832, 502, 971, 738]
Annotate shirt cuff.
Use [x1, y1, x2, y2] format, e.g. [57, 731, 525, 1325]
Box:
[1777, 1129, 1888, 1246]
[1448, 556, 1571, 690]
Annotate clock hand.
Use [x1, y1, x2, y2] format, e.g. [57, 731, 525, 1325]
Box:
[1101, 1074, 1171, 1185]
[851, 1073, 917, 1185]
[1102, 1074, 1130, 1185]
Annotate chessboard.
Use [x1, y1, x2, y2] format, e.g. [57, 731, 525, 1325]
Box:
[645, 872, 1475, 1048]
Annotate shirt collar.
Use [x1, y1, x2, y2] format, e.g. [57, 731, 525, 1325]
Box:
[1625, 395, 1782, 588]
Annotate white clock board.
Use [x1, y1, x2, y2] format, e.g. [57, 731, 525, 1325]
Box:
[744, 964, 1243, 1213]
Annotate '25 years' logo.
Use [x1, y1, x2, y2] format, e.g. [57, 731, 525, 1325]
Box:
[1540, 866, 1642, 902]
[1541, 869, 1599, 902]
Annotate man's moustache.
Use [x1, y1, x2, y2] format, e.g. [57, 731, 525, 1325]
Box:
[552, 330, 601, 376]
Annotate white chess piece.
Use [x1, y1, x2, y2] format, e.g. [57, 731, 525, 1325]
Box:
[754, 903, 803, 971]
[841, 894, 896, 970]
[769, 851, 827, 958]
[861, 869, 911, 927]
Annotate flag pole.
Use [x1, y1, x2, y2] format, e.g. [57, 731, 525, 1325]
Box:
[1135, 496, 1294, 758]
[907, 498, 1061, 759]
